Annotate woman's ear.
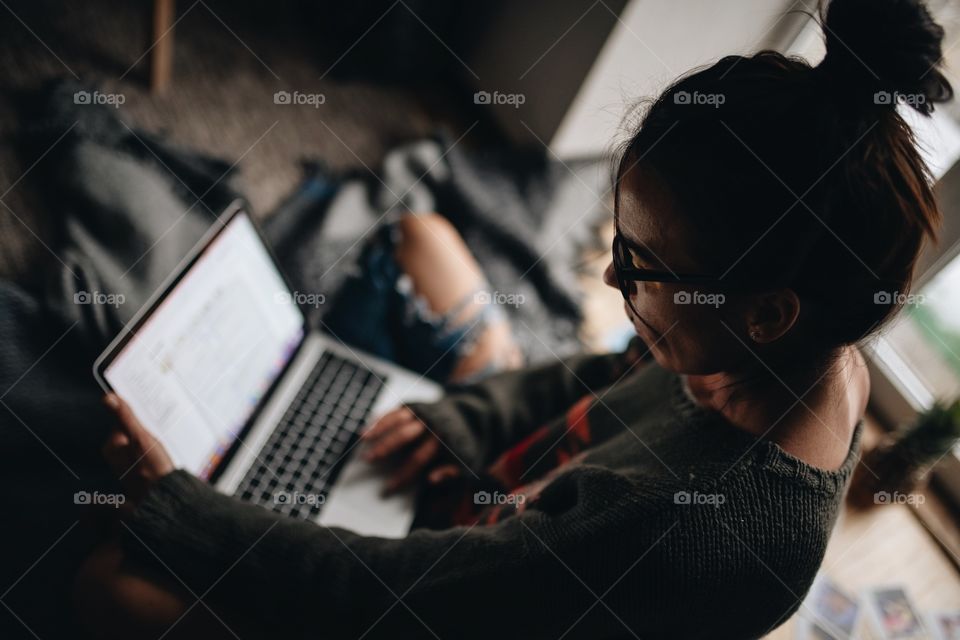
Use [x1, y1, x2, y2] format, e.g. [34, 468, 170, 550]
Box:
[745, 289, 800, 344]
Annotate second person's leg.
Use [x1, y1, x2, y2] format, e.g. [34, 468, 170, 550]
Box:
[392, 213, 523, 383]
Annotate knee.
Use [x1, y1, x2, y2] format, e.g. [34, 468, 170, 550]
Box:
[73, 540, 190, 639]
[73, 541, 123, 635]
[395, 212, 462, 252]
[393, 212, 481, 290]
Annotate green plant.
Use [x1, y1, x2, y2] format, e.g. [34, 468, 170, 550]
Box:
[895, 398, 960, 467]
[848, 398, 960, 509]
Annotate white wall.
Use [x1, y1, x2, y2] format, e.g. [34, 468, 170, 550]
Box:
[550, 0, 806, 159]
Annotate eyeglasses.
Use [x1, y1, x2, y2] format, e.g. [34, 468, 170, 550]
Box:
[612, 232, 729, 313]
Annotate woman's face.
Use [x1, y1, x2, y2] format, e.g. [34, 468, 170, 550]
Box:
[603, 164, 768, 375]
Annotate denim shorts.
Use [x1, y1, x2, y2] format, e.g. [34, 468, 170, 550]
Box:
[323, 218, 505, 384]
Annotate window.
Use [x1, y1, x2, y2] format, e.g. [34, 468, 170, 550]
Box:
[875, 254, 960, 410]
[864, 1, 960, 508]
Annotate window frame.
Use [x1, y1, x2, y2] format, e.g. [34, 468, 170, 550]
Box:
[866, 153, 960, 511]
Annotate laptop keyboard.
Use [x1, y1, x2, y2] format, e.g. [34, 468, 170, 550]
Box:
[234, 350, 386, 520]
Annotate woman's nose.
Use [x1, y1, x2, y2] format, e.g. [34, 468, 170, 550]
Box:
[603, 261, 618, 289]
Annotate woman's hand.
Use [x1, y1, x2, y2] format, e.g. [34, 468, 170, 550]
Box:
[101, 393, 175, 506]
[361, 406, 461, 494]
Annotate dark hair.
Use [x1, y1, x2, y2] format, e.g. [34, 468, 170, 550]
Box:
[615, 0, 953, 353]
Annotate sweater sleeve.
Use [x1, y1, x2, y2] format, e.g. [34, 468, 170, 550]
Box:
[122, 467, 657, 639]
[405, 347, 643, 470]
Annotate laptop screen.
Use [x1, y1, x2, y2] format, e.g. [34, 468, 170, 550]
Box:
[103, 211, 305, 479]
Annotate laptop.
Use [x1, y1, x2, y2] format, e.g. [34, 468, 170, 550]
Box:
[93, 200, 442, 538]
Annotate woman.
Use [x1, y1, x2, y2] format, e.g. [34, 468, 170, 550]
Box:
[76, 0, 952, 637]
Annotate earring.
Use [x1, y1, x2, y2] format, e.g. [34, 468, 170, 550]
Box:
[750, 330, 761, 342]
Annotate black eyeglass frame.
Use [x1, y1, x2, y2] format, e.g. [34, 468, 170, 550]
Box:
[612, 227, 905, 323]
[611, 232, 755, 314]
[613, 233, 730, 284]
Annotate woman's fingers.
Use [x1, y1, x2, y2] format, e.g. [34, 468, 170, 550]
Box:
[102, 393, 175, 483]
[361, 405, 454, 491]
[428, 464, 461, 485]
[363, 419, 424, 461]
[104, 430, 129, 451]
[101, 430, 131, 476]
[384, 438, 439, 495]
[361, 406, 414, 441]
[104, 394, 150, 449]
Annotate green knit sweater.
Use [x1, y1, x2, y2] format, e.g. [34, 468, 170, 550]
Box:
[124, 348, 860, 639]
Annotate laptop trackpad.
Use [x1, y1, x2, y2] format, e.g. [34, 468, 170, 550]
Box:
[316, 450, 415, 539]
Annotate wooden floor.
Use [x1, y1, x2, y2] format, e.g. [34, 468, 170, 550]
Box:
[764, 413, 960, 637]
[766, 496, 960, 638]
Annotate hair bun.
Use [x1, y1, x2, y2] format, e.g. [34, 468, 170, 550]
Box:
[817, 0, 953, 114]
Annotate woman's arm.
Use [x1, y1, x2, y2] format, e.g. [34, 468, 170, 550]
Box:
[81, 393, 662, 640]
[115, 465, 650, 639]
[404, 344, 647, 472]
